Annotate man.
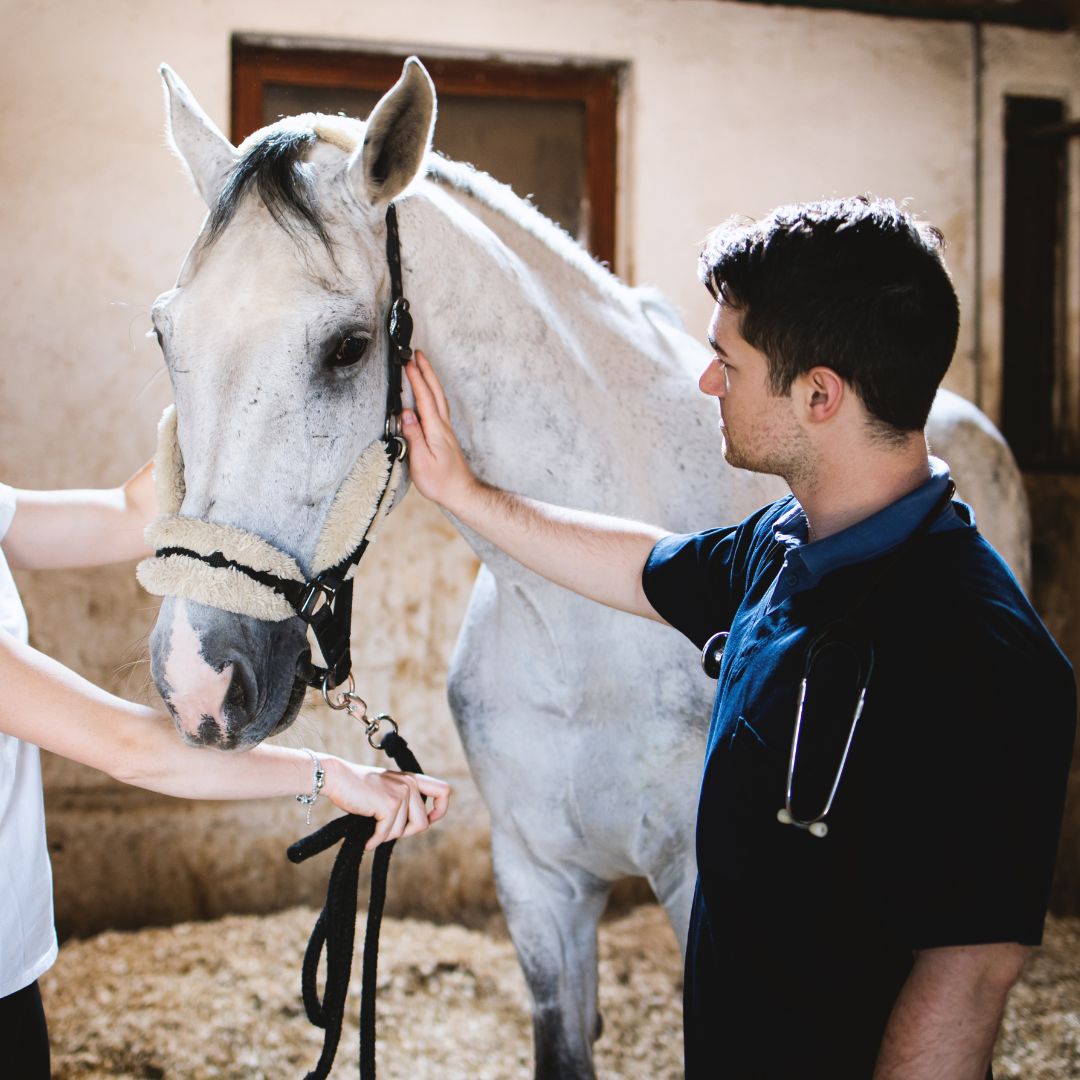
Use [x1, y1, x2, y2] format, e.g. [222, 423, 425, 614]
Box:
[400, 196, 1075, 1078]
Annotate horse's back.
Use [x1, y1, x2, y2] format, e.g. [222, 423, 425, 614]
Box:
[927, 388, 1030, 590]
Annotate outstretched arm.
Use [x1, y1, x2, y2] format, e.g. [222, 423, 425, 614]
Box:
[3, 459, 158, 569]
[873, 942, 1029, 1079]
[0, 632, 449, 851]
[402, 350, 668, 622]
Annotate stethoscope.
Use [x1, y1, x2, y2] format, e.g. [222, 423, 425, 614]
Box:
[700, 482, 955, 840]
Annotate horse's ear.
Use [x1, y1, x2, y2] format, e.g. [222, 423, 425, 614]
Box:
[348, 57, 435, 208]
[160, 64, 238, 208]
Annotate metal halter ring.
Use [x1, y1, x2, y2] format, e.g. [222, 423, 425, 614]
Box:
[383, 426, 408, 461]
[321, 672, 355, 709]
[321, 673, 368, 721]
[366, 713, 399, 750]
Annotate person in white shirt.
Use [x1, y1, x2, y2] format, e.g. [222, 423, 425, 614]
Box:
[0, 463, 449, 1077]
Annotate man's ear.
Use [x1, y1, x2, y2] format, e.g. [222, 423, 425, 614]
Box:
[801, 367, 846, 423]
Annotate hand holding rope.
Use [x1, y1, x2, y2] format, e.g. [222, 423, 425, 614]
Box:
[287, 679, 424, 1080]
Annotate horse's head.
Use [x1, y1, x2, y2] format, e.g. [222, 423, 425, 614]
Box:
[142, 59, 436, 748]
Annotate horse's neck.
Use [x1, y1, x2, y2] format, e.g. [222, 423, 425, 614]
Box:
[402, 181, 724, 525]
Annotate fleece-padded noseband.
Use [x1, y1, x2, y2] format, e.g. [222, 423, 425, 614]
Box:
[136, 404, 403, 684]
[136, 409, 401, 622]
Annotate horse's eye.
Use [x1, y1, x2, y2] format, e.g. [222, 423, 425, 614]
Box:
[329, 335, 369, 368]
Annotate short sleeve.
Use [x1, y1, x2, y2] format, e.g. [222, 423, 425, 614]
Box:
[870, 610, 1076, 949]
[642, 500, 788, 650]
[0, 484, 16, 543]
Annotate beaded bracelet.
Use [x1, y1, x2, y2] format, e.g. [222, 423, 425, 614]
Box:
[296, 749, 326, 824]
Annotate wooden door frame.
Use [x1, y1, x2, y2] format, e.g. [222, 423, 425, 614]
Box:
[231, 35, 622, 271]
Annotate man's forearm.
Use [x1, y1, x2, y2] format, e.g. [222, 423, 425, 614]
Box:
[447, 478, 666, 619]
[873, 943, 1029, 1079]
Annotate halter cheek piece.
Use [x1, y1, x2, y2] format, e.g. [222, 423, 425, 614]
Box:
[137, 203, 413, 693]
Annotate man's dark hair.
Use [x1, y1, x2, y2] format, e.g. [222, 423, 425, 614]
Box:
[699, 196, 960, 439]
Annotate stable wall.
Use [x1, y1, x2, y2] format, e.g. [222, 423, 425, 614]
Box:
[1, 0, 1078, 932]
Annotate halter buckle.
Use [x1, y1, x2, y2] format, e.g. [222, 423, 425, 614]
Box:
[388, 298, 413, 361]
[298, 576, 338, 621]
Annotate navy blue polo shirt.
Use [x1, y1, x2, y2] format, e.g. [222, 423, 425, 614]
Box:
[643, 459, 1075, 1079]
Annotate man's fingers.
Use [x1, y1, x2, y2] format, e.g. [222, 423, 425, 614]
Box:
[405, 360, 441, 428]
[415, 350, 451, 423]
[400, 408, 427, 454]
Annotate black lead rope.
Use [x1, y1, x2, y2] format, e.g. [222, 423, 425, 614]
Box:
[287, 730, 424, 1080]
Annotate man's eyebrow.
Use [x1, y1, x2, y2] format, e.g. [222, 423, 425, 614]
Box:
[707, 333, 728, 358]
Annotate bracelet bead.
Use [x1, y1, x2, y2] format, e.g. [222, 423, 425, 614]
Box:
[296, 749, 326, 824]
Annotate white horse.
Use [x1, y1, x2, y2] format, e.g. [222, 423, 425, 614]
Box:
[146, 58, 1030, 1078]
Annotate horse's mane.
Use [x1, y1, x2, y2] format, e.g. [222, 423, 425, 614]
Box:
[422, 154, 630, 306]
[204, 114, 652, 318]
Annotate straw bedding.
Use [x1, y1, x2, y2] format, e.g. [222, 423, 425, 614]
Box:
[41, 905, 1078, 1079]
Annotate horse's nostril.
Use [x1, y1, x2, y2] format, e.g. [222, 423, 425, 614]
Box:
[224, 659, 256, 718]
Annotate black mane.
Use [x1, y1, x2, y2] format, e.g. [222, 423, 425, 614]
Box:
[206, 127, 333, 251]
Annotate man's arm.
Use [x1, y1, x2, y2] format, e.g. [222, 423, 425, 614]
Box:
[3, 459, 157, 569]
[402, 350, 667, 621]
[873, 942, 1029, 1079]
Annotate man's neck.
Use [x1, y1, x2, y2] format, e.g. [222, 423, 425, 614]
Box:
[794, 437, 931, 542]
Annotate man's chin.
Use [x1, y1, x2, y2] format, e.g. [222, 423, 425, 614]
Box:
[721, 441, 761, 475]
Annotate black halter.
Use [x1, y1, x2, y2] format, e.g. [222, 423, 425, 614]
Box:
[160, 202, 413, 693]
[291, 201, 413, 691]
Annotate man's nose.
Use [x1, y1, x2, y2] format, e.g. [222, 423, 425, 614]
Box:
[699, 359, 725, 397]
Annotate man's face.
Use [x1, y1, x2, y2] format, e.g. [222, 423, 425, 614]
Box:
[699, 301, 810, 480]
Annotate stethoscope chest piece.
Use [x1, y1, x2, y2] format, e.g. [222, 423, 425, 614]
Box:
[701, 631, 729, 679]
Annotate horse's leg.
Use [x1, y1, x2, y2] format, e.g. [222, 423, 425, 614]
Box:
[491, 827, 611, 1080]
[646, 854, 695, 958]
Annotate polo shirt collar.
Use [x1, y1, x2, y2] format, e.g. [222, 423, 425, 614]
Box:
[771, 456, 962, 605]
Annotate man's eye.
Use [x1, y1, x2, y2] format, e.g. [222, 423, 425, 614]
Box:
[329, 335, 369, 368]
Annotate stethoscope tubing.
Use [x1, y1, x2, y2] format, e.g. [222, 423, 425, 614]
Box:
[701, 481, 957, 840]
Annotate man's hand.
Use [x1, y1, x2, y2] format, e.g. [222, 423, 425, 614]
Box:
[401, 350, 476, 514]
[398, 348, 668, 621]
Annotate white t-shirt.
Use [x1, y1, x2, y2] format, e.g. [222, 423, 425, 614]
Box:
[0, 483, 57, 996]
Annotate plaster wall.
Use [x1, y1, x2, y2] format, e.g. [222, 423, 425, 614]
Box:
[1, 0, 1078, 931]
